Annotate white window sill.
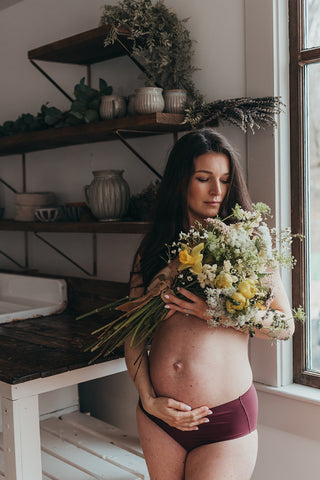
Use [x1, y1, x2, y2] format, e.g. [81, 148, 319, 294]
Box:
[255, 381, 320, 441]
[255, 381, 320, 406]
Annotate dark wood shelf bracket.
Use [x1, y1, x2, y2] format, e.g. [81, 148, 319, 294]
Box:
[115, 37, 161, 88]
[0, 249, 27, 269]
[115, 129, 163, 179]
[29, 60, 74, 102]
[0, 178, 18, 194]
[34, 232, 97, 276]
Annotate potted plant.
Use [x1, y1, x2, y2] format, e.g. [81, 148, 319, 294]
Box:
[100, 0, 199, 114]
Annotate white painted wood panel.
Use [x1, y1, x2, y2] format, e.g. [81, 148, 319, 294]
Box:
[60, 412, 143, 456]
[0, 411, 148, 480]
[41, 450, 96, 480]
[1, 395, 42, 480]
[41, 417, 147, 477]
[41, 429, 141, 480]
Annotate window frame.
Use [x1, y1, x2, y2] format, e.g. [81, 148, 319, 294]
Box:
[290, 0, 320, 387]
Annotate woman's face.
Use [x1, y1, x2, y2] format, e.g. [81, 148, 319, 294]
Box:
[187, 152, 230, 224]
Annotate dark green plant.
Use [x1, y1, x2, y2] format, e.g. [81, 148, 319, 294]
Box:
[127, 180, 160, 220]
[68, 77, 113, 124]
[0, 77, 114, 137]
[100, 0, 199, 97]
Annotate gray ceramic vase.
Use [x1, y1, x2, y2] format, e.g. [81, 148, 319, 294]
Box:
[85, 170, 130, 221]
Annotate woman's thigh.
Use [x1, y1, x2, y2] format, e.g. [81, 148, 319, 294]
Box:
[136, 404, 187, 480]
[185, 430, 258, 480]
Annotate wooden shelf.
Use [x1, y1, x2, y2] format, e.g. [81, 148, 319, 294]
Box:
[0, 220, 150, 234]
[0, 113, 186, 156]
[28, 25, 132, 65]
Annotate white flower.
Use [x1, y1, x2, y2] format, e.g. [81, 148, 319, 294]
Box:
[223, 260, 232, 272]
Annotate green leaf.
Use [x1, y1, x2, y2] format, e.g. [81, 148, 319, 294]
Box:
[84, 109, 99, 123]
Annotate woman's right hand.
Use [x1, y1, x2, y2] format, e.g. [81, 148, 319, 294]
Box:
[142, 396, 212, 431]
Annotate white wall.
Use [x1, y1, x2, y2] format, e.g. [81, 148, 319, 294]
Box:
[0, 1, 319, 479]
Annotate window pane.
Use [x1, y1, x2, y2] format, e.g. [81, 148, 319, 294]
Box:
[305, 62, 320, 371]
[305, 0, 320, 48]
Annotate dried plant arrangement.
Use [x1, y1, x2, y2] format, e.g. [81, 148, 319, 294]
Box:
[183, 96, 285, 133]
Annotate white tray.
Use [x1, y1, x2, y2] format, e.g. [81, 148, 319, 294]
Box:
[0, 273, 67, 323]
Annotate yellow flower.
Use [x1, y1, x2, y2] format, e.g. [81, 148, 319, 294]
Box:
[255, 300, 267, 310]
[238, 279, 258, 299]
[215, 272, 234, 289]
[226, 292, 249, 313]
[178, 243, 204, 275]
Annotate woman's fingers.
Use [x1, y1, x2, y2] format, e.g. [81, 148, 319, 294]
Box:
[171, 407, 213, 430]
[177, 287, 199, 302]
[164, 293, 208, 319]
[167, 398, 192, 411]
[160, 398, 213, 430]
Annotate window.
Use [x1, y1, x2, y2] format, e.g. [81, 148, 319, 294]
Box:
[290, 0, 320, 387]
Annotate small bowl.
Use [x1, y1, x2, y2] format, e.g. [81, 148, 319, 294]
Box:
[34, 207, 60, 222]
[61, 205, 83, 222]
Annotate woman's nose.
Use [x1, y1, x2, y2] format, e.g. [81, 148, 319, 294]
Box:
[209, 179, 221, 195]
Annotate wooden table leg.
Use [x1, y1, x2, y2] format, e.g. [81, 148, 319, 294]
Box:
[2, 395, 42, 480]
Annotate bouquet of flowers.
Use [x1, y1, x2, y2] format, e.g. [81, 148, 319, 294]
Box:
[78, 202, 304, 362]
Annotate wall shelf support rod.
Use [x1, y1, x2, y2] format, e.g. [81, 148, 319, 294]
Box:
[115, 37, 161, 88]
[29, 60, 74, 102]
[0, 250, 26, 269]
[0, 178, 18, 194]
[34, 233, 95, 276]
[115, 130, 163, 179]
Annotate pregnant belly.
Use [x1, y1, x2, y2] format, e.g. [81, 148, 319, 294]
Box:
[149, 313, 252, 408]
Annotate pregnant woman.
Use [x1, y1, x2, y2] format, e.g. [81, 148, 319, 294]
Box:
[125, 129, 294, 480]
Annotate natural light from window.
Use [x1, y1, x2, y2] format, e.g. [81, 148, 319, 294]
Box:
[304, 0, 320, 371]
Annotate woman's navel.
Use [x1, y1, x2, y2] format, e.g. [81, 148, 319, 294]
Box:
[173, 360, 184, 371]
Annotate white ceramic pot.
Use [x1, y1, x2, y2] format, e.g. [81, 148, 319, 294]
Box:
[164, 89, 187, 114]
[134, 87, 165, 114]
[85, 170, 130, 221]
[99, 95, 127, 120]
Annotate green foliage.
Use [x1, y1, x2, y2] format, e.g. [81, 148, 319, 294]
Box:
[100, 0, 199, 96]
[127, 180, 160, 220]
[67, 77, 113, 125]
[0, 77, 113, 137]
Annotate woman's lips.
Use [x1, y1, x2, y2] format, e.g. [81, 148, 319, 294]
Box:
[205, 201, 220, 206]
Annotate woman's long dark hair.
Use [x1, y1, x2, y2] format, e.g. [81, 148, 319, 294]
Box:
[132, 128, 252, 290]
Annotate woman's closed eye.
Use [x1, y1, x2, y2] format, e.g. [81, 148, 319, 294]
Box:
[197, 177, 209, 183]
[196, 177, 230, 184]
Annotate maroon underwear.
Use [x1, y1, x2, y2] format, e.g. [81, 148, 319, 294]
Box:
[138, 384, 258, 452]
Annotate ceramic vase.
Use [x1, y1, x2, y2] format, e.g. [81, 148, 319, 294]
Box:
[85, 170, 130, 221]
[134, 87, 165, 114]
[164, 89, 187, 114]
[99, 95, 127, 120]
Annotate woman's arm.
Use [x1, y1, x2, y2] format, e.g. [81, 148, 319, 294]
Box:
[163, 269, 294, 340]
[250, 268, 294, 340]
[125, 256, 212, 430]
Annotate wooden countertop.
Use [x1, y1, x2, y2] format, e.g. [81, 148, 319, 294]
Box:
[0, 310, 123, 385]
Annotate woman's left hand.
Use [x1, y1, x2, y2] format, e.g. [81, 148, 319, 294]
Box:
[163, 287, 210, 321]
